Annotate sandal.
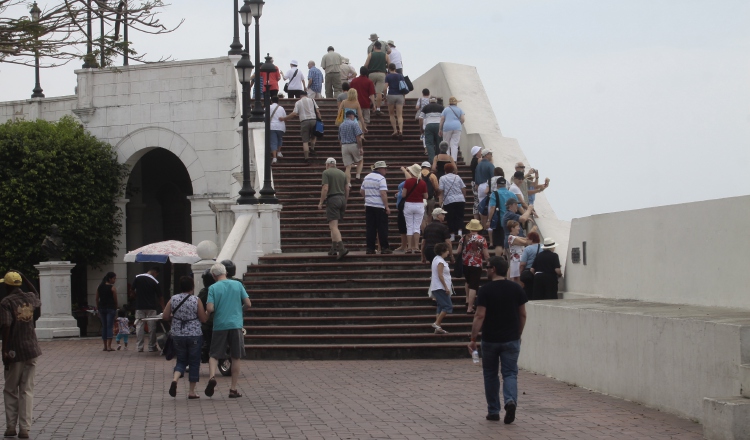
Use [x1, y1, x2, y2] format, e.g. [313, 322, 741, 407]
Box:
[228, 389, 242, 398]
[434, 328, 449, 334]
[188, 394, 200, 400]
[169, 381, 177, 397]
[205, 377, 217, 397]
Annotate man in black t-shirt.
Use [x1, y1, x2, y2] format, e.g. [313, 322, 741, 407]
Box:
[132, 267, 162, 352]
[468, 257, 527, 425]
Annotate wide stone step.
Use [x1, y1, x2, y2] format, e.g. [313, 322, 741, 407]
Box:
[248, 285, 467, 299]
[243, 342, 471, 360]
[250, 296, 466, 308]
[246, 332, 472, 345]
[244, 313, 471, 326]
[245, 277, 431, 290]
[244, 322, 473, 335]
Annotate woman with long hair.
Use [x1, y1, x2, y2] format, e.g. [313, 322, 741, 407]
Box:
[163, 276, 208, 399]
[95, 272, 118, 351]
[339, 88, 367, 135]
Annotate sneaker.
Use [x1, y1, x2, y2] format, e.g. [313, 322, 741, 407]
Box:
[420, 134, 425, 141]
[486, 414, 500, 421]
[272, 158, 277, 164]
[277, 152, 283, 158]
[434, 328, 448, 334]
[504, 402, 516, 424]
[380, 248, 393, 255]
[431, 323, 441, 329]
[117, 345, 122, 351]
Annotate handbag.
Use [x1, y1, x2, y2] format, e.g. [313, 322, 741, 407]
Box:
[489, 190, 501, 229]
[398, 75, 410, 95]
[334, 106, 345, 126]
[478, 192, 490, 216]
[163, 294, 192, 361]
[314, 120, 325, 138]
[398, 178, 420, 212]
[283, 68, 298, 93]
[404, 75, 414, 91]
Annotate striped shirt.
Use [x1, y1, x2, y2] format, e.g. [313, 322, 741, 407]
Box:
[307, 67, 324, 93]
[361, 172, 387, 208]
[338, 119, 363, 144]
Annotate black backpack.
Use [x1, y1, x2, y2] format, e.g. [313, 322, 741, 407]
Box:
[424, 172, 435, 200]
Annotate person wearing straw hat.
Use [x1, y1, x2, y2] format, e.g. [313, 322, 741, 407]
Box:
[360, 161, 392, 254]
[366, 33, 390, 55]
[456, 219, 490, 314]
[340, 57, 357, 85]
[401, 164, 428, 254]
[530, 238, 562, 300]
[438, 97, 466, 161]
[0, 271, 42, 439]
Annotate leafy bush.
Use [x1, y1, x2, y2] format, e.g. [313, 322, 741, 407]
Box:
[0, 116, 128, 278]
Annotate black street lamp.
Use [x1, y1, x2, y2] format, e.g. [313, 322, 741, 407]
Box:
[82, 0, 94, 68]
[258, 54, 278, 204]
[244, 0, 265, 123]
[30, 2, 44, 98]
[235, 47, 257, 204]
[228, 0, 243, 55]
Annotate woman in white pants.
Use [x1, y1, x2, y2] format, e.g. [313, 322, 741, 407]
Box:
[438, 97, 466, 161]
[401, 164, 429, 253]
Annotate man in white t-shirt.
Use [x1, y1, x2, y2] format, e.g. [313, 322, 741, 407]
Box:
[387, 40, 403, 74]
[282, 60, 306, 99]
[360, 161, 392, 254]
[269, 96, 287, 164]
[510, 172, 527, 210]
[280, 91, 322, 164]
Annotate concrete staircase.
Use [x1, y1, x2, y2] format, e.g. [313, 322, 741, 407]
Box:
[242, 97, 478, 360]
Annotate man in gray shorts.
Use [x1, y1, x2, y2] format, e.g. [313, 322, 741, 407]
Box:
[319, 157, 350, 259]
[338, 108, 364, 188]
[205, 262, 252, 398]
[280, 90, 322, 164]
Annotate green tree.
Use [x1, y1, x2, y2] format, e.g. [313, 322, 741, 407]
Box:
[0, 116, 128, 278]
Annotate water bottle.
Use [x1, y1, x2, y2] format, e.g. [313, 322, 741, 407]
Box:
[472, 350, 480, 364]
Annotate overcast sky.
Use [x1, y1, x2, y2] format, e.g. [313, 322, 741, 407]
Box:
[1, 0, 748, 220]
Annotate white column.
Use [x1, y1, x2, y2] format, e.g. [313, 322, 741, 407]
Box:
[188, 194, 220, 245]
[34, 262, 80, 340]
[216, 203, 282, 276]
[209, 198, 236, 249]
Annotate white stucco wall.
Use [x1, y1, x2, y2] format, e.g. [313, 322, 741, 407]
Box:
[410, 63, 570, 267]
[520, 298, 750, 422]
[565, 195, 750, 310]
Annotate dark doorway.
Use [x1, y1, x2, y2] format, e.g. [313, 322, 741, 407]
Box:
[126, 148, 193, 303]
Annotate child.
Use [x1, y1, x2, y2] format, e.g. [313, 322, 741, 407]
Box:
[115, 310, 130, 350]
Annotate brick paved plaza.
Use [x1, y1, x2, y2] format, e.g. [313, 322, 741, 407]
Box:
[23, 339, 702, 439]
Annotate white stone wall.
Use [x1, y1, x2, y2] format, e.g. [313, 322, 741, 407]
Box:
[565, 194, 750, 310]
[0, 96, 77, 124]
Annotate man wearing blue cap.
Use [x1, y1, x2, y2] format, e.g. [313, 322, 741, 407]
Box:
[338, 108, 364, 188]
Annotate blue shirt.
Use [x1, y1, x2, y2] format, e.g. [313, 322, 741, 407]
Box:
[338, 118, 363, 144]
[521, 244, 542, 268]
[488, 188, 518, 227]
[385, 73, 404, 95]
[308, 67, 324, 93]
[474, 160, 494, 186]
[396, 181, 406, 206]
[441, 105, 465, 131]
[207, 279, 249, 331]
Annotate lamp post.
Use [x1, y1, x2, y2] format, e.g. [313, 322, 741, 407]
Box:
[82, 0, 94, 68]
[30, 2, 44, 98]
[235, 4, 257, 205]
[228, 0, 243, 55]
[258, 54, 278, 204]
[245, 0, 265, 123]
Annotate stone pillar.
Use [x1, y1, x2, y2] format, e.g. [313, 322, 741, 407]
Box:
[34, 262, 80, 340]
[216, 204, 282, 277]
[188, 194, 223, 245]
[209, 198, 236, 249]
[192, 240, 218, 292]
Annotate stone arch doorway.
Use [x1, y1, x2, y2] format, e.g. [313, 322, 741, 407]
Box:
[126, 148, 193, 300]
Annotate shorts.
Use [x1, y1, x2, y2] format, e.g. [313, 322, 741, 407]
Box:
[116, 334, 129, 344]
[369, 72, 386, 94]
[300, 119, 317, 143]
[326, 194, 346, 222]
[432, 289, 453, 314]
[362, 108, 371, 124]
[270, 130, 284, 152]
[492, 228, 505, 249]
[463, 264, 482, 291]
[209, 328, 246, 359]
[386, 94, 405, 106]
[288, 89, 303, 99]
[341, 143, 362, 166]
